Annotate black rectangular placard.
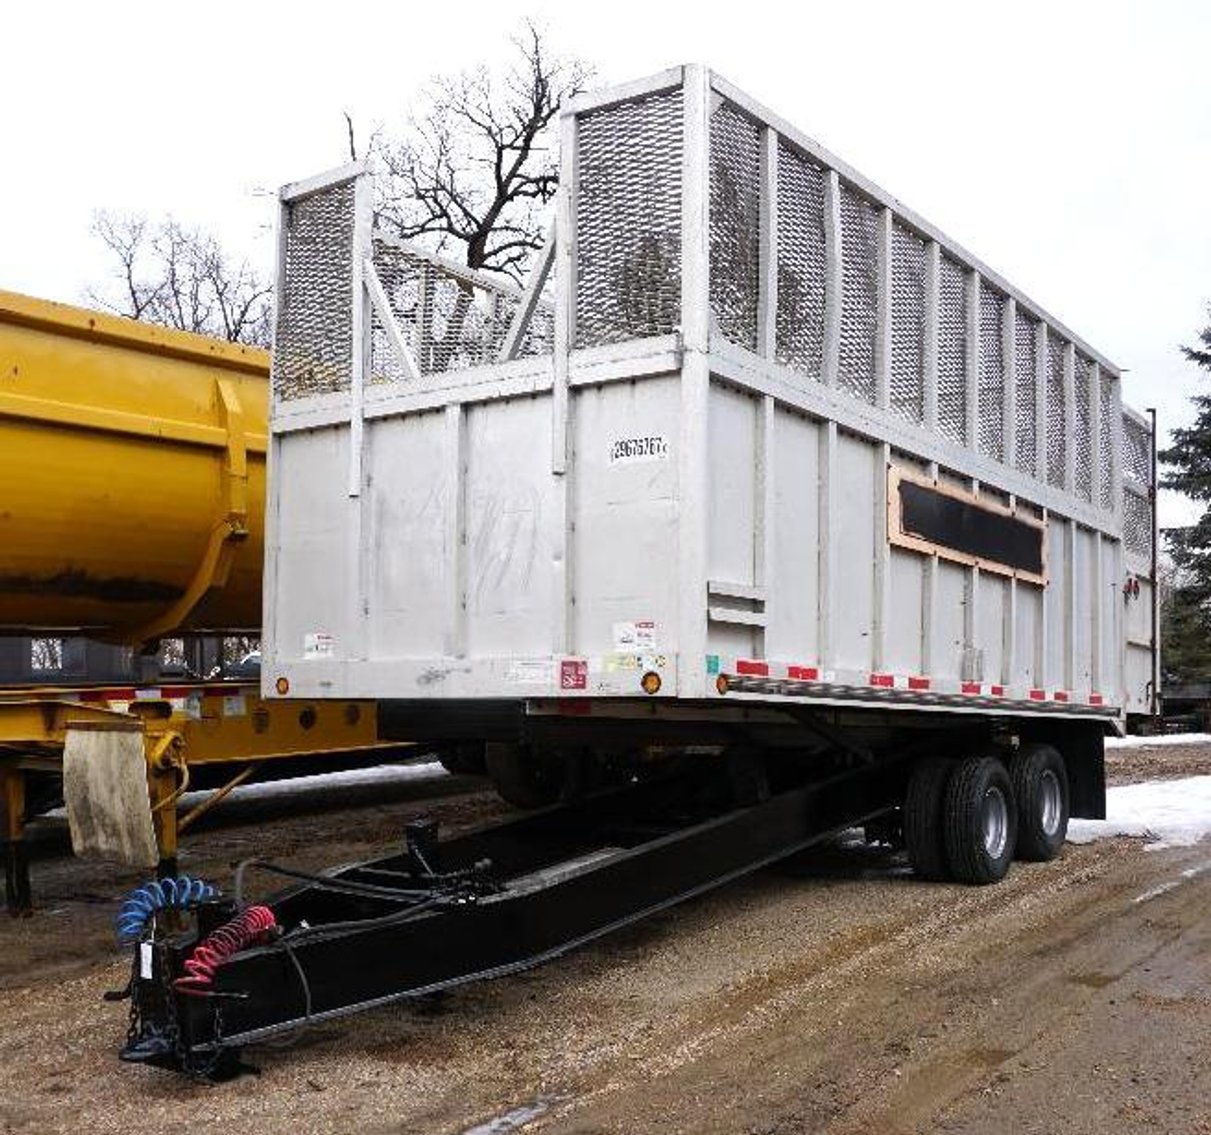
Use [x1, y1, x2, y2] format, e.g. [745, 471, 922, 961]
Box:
[896, 478, 1045, 579]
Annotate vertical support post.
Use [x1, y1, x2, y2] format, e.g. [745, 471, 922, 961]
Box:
[1091, 529, 1103, 694]
[922, 241, 940, 433]
[822, 170, 842, 388]
[678, 64, 713, 696]
[818, 421, 838, 669]
[965, 479, 981, 681]
[1038, 507, 1051, 691]
[921, 461, 939, 677]
[1063, 342, 1076, 493]
[755, 396, 776, 659]
[2, 767, 30, 915]
[147, 747, 180, 881]
[1064, 519, 1077, 692]
[443, 403, 466, 658]
[965, 270, 980, 451]
[757, 127, 779, 360]
[1035, 323, 1048, 486]
[873, 442, 891, 670]
[1090, 363, 1104, 511]
[348, 171, 374, 662]
[875, 208, 892, 412]
[551, 109, 578, 656]
[1002, 296, 1017, 468]
[348, 171, 373, 499]
[1148, 406, 1160, 717]
[1005, 494, 1017, 689]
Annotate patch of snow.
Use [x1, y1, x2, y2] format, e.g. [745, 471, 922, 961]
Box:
[195, 760, 450, 806]
[1104, 732, 1211, 750]
[1067, 775, 1211, 849]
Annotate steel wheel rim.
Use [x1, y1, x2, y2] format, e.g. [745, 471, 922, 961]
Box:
[982, 786, 1009, 859]
[1039, 768, 1062, 835]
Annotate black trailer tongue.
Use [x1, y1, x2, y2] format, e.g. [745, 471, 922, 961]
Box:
[112, 753, 906, 1078]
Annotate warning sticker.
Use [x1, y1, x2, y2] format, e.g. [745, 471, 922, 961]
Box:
[560, 659, 588, 690]
[304, 632, 335, 660]
[609, 435, 669, 465]
[613, 620, 657, 651]
[222, 695, 247, 718]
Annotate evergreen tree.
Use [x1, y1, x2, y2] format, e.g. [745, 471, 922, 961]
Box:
[1158, 310, 1211, 680]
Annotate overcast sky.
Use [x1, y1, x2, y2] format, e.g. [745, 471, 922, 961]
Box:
[5, 0, 1207, 524]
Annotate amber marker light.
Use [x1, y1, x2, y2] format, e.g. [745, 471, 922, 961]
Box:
[715, 675, 729, 695]
[275, 677, 290, 695]
[641, 671, 662, 695]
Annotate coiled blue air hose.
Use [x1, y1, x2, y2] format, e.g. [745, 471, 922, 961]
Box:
[115, 876, 219, 944]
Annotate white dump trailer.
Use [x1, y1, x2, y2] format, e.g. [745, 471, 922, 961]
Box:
[264, 65, 1158, 883]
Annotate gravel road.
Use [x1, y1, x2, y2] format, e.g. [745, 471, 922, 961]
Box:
[1, 743, 1208, 1135]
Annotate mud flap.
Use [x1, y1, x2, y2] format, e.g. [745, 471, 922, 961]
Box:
[63, 722, 158, 867]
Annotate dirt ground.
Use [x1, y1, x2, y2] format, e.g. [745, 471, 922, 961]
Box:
[2, 744, 1210, 1135]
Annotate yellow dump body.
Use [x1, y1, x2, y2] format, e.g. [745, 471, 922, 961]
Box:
[0, 290, 268, 639]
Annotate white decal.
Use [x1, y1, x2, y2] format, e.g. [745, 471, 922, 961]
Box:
[222, 695, 247, 718]
[304, 632, 336, 660]
[139, 941, 153, 980]
[613, 620, 658, 651]
[609, 435, 669, 465]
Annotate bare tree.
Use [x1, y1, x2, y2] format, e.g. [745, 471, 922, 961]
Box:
[374, 22, 592, 282]
[88, 213, 273, 347]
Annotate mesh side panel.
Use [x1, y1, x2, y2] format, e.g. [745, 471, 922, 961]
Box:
[838, 185, 879, 402]
[275, 181, 355, 401]
[370, 239, 554, 378]
[1074, 354, 1093, 501]
[710, 101, 760, 350]
[936, 256, 967, 445]
[1099, 374, 1116, 509]
[1046, 333, 1067, 487]
[576, 90, 682, 348]
[889, 223, 925, 424]
[775, 143, 826, 378]
[1122, 414, 1153, 487]
[978, 283, 1005, 461]
[1013, 309, 1038, 477]
[1122, 487, 1152, 559]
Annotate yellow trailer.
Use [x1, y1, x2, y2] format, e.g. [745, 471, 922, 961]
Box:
[0, 289, 265, 641]
[0, 292, 404, 913]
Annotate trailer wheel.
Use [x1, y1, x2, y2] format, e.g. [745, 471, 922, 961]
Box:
[485, 743, 561, 809]
[904, 758, 954, 881]
[1009, 744, 1069, 861]
[943, 756, 1017, 884]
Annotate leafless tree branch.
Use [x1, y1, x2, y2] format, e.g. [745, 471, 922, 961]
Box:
[373, 20, 592, 283]
[87, 212, 272, 346]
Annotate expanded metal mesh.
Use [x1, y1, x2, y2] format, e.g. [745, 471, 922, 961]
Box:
[1013, 309, 1038, 477]
[1099, 374, 1116, 509]
[1122, 487, 1152, 559]
[370, 239, 553, 380]
[1046, 333, 1067, 487]
[710, 101, 760, 350]
[936, 255, 967, 445]
[978, 283, 1005, 461]
[838, 184, 879, 402]
[775, 142, 826, 378]
[889, 223, 925, 424]
[576, 90, 683, 348]
[1122, 413, 1153, 487]
[275, 180, 355, 401]
[1073, 354, 1093, 501]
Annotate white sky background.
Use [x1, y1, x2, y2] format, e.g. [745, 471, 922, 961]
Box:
[4, 0, 1208, 525]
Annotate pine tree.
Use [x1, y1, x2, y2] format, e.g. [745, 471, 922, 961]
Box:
[1158, 310, 1211, 680]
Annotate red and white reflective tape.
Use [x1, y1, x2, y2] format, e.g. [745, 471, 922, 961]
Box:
[960, 682, 1006, 696]
[1089, 693, 1104, 706]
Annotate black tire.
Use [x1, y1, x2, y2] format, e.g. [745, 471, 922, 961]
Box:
[943, 756, 1017, 885]
[1009, 744, 1069, 861]
[485, 742, 561, 809]
[904, 758, 955, 881]
[436, 743, 487, 777]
